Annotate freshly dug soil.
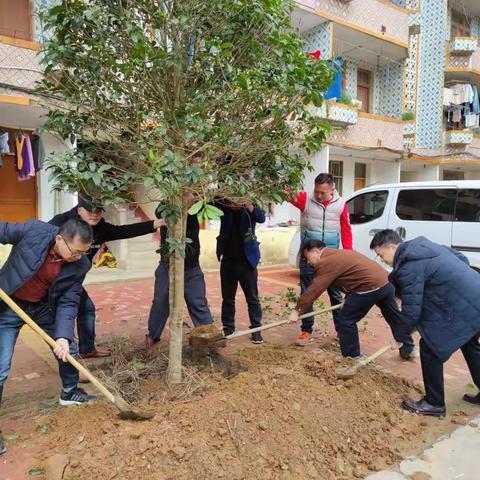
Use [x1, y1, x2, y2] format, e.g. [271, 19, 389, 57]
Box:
[27, 345, 427, 480]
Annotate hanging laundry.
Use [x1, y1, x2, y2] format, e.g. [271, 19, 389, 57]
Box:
[307, 50, 321, 61]
[0, 131, 9, 154]
[324, 57, 344, 101]
[31, 134, 45, 171]
[465, 113, 478, 128]
[14, 132, 35, 181]
[472, 85, 480, 114]
[443, 88, 453, 106]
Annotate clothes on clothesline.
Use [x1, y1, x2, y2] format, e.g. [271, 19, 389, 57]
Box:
[444, 83, 480, 131]
[0, 129, 46, 179]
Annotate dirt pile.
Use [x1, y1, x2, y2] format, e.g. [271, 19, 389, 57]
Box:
[28, 345, 426, 480]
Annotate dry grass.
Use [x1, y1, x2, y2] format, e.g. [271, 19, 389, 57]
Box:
[94, 336, 207, 403]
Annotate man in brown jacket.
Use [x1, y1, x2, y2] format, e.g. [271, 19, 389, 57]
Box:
[289, 240, 416, 358]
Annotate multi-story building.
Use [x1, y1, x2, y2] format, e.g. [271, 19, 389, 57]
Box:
[278, 0, 480, 218]
[0, 0, 75, 222]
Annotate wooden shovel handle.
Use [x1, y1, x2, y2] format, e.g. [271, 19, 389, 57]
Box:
[225, 303, 344, 340]
[358, 343, 394, 368]
[0, 288, 120, 406]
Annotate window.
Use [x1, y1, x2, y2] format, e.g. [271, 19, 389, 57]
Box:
[354, 163, 367, 191]
[347, 190, 388, 225]
[455, 189, 480, 222]
[329, 161, 343, 195]
[0, 0, 32, 40]
[443, 170, 464, 181]
[450, 9, 470, 38]
[357, 69, 371, 113]
[396, 189, 457, 221]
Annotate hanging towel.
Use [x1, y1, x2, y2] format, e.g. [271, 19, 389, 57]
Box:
[465, 84, 474, 104]
[443, 88, 453, 106]
[24, 134, 35, 178]
[15, 133, 25, 171]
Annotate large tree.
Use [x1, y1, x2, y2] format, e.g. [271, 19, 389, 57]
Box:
[39, 0, 333, 383]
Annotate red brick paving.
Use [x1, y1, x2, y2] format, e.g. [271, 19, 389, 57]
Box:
[1, 266, 479, 479]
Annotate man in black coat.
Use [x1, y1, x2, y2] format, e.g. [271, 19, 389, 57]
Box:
[146, 207, 213, 345]
[0, 219, 97, 455]
[371, 230, 480, 416]
[49, 195, 164, 358]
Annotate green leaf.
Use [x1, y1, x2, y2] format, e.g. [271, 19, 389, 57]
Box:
[188, 200, 204, 215]
[204, 204, 224, 220]
[131, 360, 146, 370]
[28, 468, 45, 477]
[2, 433, 18, 441]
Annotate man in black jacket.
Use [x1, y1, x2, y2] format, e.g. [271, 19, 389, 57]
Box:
[146, 207, 213, 345]
[50, 195, 164, 358]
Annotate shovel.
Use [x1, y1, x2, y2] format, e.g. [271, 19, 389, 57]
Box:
[0, 289, 154, 421]
[335, 342, 395, 380]
[189, 303, 344, 351]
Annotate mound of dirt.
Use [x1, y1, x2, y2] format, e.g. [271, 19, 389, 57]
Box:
[27, 345, 426, 480]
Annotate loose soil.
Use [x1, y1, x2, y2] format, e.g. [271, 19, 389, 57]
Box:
[17, 344, 442, 480]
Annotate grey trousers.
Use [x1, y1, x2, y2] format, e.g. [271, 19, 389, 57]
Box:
[147, 263, 213, 340]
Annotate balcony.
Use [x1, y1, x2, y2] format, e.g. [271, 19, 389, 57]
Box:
[309, 100, 358, 126]
[449, 37, 478, 56]
[445, 45, 480, 83]
[328, 111, 404, 151]
[445, 130, 474, 146]
[293, 0, 409, 48]
[403, 121, 415, 136]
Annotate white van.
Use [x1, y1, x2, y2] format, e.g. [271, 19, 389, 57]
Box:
[288, 180, 480, 271]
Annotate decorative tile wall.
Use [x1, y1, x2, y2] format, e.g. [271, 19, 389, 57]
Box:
[344, 57, 359, 100]
[415, 0, 448, 149]
[390, 0, 406, 7]
[405, 0, 419, 9]
[0, 43, 42, 90]
[404, 33, 418, 113]
[301, 22, 332, 59]
[375, 62, 404, 118]
[33, 0, 59, 43]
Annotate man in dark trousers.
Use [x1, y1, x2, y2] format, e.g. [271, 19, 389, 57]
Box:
[289, 173, 352, 346]
[146, 207, 212, 345]
[50, 194, 164, 358]
[371, 230, 480, 416]
[215, 199, 266, 344]
[289, 240, 416, 359]
[0, 219, 97, 455]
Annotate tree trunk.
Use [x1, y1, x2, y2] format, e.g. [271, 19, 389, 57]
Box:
[167, 199, 187, 384]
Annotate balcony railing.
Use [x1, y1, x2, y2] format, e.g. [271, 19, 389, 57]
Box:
[445, 130, 474, 146]
[309, 100, 359, 126]
[449, 37, 478, 56]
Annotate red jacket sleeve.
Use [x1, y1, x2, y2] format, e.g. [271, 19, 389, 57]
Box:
[340, 204, 353, 250]
[289, 191, 307, 212]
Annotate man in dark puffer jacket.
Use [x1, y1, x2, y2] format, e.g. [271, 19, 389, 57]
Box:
[371, 230, 480, 417]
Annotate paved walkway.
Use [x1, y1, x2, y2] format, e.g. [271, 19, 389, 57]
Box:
[2, 266, 480, 479]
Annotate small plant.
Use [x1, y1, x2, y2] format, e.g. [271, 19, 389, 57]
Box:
[402, 111, 415, 121]
[338, 93, 353, 106]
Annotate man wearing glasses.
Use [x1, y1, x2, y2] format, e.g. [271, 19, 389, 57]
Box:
[0, 218, 96, 455]
[50, 194, 165, 359]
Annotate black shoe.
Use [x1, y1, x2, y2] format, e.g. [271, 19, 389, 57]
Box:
[463, 392, 480, 405]
[59, 387, 97, 406]
[399, 344, 419, 360]
[223, 328, 234, 337]
[0, 437, 5, 455]
[401, 398, 446, 417]
[251, 332, 264, 344]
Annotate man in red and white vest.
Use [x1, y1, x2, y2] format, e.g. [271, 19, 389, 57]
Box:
[290, 172, 352, 346]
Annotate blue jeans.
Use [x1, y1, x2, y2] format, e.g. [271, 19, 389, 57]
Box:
[299, 257, 343, 334]
[148, 263, 213, 340]
[0, 300, 79, 407]
[77, 290, 97, 355]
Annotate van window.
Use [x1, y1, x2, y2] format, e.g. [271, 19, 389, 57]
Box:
[396, 189, 457, 221]
[347, 190, 388, 225]
[455, 189, 480, 222]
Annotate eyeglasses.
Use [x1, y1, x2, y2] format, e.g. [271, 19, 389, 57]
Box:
[61, 236, 91, 258]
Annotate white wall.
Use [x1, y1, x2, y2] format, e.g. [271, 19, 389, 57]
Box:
[401, 163, 439, 182]
[37, 133, 76, 221]
[370, 159, 400, 185]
